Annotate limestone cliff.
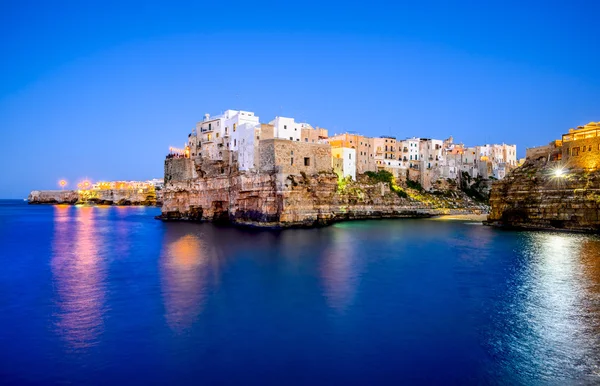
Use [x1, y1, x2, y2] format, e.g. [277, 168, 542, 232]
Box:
[486, 158, 600, 233]
[160, 158, 487, 227]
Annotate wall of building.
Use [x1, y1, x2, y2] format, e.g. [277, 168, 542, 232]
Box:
[259, 139, 332, 175]
[526, 144, 554, 160]
[238, 123, 258, 171]
[301, 125, 328, 143]
[332, 147, 356, 180]
[164, 158, 197, 182]
[270, 117, 301, 142]
[562, 136, 600, 170]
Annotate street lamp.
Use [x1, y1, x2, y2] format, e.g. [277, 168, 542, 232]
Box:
[553, 167, 566, 178]
[59, 180, 67, 190]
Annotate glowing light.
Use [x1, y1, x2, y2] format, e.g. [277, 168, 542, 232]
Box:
[553, 168, 566, 178]
[59, 180, 67, 189]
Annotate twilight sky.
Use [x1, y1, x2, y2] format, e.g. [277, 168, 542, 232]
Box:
[1, 0, 599, 198]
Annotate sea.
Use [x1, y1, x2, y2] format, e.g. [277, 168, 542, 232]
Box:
[0, 199, 599, 385]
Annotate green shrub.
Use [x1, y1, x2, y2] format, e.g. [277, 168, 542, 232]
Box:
[406, 178, 423, 191]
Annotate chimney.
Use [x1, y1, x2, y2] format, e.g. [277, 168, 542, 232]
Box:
[204, 113, 210, 121]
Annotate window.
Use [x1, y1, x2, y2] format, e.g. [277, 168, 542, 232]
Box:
[572, 147, 580, 156]
[209, 123, 212, 130]
[291, 151, 294, 155]
[305, 138, 308, 142]
[290, 137, 293, 140]
[349, 153, 352, 160]
[304, 157, 310, 166]
[216, 132, 220, 138]
[233, 123, 237, 132]
[234, 139, 236, 147]
[290, 158, 294, 165]
[284, 125, 287, 130]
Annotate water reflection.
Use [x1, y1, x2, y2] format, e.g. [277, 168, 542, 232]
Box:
[51, 206, 106, 350]
[320, 229, 362, 311]
[160, 226, 212, 333]
[504, 233, 600, 380]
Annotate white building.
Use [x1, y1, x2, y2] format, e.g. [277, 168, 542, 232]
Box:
[237, 123, 260, 171]
[188, 110, 260, 160]
[398, 137, 420, 168]
[269, 116, 302, 142]
[332, 147, 356, 180]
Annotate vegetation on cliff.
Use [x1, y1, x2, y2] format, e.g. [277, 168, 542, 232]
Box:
[364, 170, 408, 198]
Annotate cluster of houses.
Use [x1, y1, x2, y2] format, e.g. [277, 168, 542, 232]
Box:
[176, 109, 518, 189]
[89, 179, 164, 191]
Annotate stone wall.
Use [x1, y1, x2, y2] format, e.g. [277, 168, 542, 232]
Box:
[486, 158, 600, 233]
[258, 139, 332, 174]
[562, 136, 600, 170]
[165, 158, 196, 182]
[526, 144, 553, 160]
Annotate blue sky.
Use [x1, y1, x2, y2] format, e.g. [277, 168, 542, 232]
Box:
[1, 0, 598, 198]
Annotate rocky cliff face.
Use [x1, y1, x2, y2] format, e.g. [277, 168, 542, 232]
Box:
[160, 158, 487, 227]
[486, 158, 600, 233]
[28, 189, 161, 206]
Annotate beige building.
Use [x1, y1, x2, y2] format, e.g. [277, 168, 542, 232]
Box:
[301, 125, 328, 143]
[327, 133, 376, 174]
[561, 122, 600, 170]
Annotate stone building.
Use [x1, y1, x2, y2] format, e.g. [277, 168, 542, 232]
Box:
[301, 125, 328, 143]
[258, 139, 332, 175]
[561, 122, 600, 170]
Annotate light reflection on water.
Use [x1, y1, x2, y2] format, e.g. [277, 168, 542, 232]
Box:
[51, 206, 106, 350]
[2, 202, 598, 383]
[492, 232, 600, 382]
[320, 229, 362, 312]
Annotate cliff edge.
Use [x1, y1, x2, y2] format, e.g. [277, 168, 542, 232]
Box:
[486, 157, 600, 233]
[160, 157, 487, 228]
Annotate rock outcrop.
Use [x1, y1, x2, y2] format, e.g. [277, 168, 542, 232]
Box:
[160, 158, 487, 228]
[486, 157, 600, 233]
[28, 188, 162, 206]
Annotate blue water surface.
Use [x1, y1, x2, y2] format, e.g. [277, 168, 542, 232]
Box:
[0, 200, 599, 385]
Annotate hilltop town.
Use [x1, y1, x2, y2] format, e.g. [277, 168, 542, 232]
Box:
[173, 109, 518, 190]
[161, 109, 511, 226]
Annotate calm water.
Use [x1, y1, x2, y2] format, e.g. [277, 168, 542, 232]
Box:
[0, 200, 599, 385]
